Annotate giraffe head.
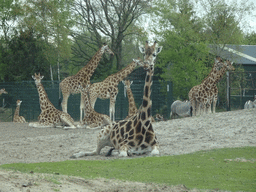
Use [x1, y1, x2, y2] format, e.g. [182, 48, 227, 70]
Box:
[0, 88, 8, 95]
[139, 41, 163, 66]
[101, 43, 114, 55]
[16, 100, 22, 106]
[224, 60, 235, 71]
[32, 73, 44, 85]
[214, 56, 224, 71]
[122, 80, 133, 89]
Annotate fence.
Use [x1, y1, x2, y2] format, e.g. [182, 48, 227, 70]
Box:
[0, 80, 173, 122]
[226, 71, 256, 110]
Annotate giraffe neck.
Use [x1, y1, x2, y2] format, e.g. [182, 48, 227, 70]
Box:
[81, 91, 94, 113]
[14, 104, 20, 117]
[36, 83, 54, 110]
[75, 48, 105, 82]
[202, 67, 219, 89]
[140, 67, 154, 121]
[126, 87, 137, 116]
[107, 61, 137, 85]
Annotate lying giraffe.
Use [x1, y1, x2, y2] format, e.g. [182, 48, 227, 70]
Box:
[77, 84, 112, 129]
[189, 56, 224, 116]
[13, 100, 26, 123]
[29, 73, 77, 129]
[70, 41, 162, 158]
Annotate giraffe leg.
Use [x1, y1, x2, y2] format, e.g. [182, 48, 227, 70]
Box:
[150, 144, 160, 156]
[212, 95, 218, 113]
[70, 126, 113, 158]
[61, 93, 70, 113]
[28, 122, 55, 128]
[109, 95, 117, 121]
[80, 94, 85, 123]
[60, 113, 77, 129]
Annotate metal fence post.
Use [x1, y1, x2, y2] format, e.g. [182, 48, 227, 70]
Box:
[226, 71, 231, 111]
[167, 81, 173, 118]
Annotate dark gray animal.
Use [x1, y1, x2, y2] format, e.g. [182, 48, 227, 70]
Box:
[170, 100, 192, 119]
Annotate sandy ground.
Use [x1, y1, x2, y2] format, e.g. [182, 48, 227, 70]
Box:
[0, 108, 255, 191]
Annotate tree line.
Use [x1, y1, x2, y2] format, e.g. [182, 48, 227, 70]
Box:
[0, 0, 256, 99]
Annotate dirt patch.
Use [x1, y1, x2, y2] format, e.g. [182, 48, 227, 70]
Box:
[0, 109, 255, 191]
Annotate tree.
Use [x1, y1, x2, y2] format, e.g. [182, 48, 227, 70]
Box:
[18, 0, 75, 81]
[151, 0, 209, 99]
[71, 0, 150, 74]
[244, 32, 256, 45]
[1, 29, 53, 81]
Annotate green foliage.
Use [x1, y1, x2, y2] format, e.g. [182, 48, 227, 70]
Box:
[151, 0, 209, 99]
[243, 32, 256, 45]
[1, 147, 255, 191]
[0, 29, 54, 81]
[202, 1, 244, 45]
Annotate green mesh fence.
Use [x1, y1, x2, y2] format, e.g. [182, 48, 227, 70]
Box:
[0, 80, 173, 122]
[228, 71, 256, 110]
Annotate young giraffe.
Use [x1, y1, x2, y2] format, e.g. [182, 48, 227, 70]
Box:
[189, 56, 224, 116]
[77, 84, 112, 129]
[122, 80, 138, 118]
[29, 73, 77, 129]
[70, 41, 162, 158]
[13, 100, 26, 123]
[205, 60, 235, 113]
[88, 59, 146, 121]
[0, 88, 7, 95]
[59, 43, 114, 121]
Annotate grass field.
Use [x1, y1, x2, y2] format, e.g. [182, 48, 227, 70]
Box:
[1, 147, 255, 191]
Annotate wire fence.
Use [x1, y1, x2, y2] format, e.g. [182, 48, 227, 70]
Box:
[0, 79, 173, 122]
[226, 71, 256, 110]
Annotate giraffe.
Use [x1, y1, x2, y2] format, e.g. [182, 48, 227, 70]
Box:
[13, 100, 26, 123]
[205, 59, 235, 113]
[70, 41, 163, 158]
[88, 59, 145, 121]
[0, 88, 7, 95]
[122, 80, 138, 118]
[189, 56, 225, 116]
[122, 79, 160, 122]
[59, 43, 114, 120]
[77, 84, 112, 129]
[29, 73, 77, 129]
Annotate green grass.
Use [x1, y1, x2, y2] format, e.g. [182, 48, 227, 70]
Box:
[1, 147, 255, 191]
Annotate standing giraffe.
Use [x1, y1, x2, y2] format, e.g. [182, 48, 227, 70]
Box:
[205, 60, 235, 113]
[189, 56, 224, 116]
[60, 43, 114, 119]
[122, 80, 138, 118]
[77, 84, 112, 129]
[0, 88, 7, 95]
[88, 59, 145, 121]
[29, 73, 77, 128]
[70, 41, 163, 158]
[13, 100, 26, 123]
